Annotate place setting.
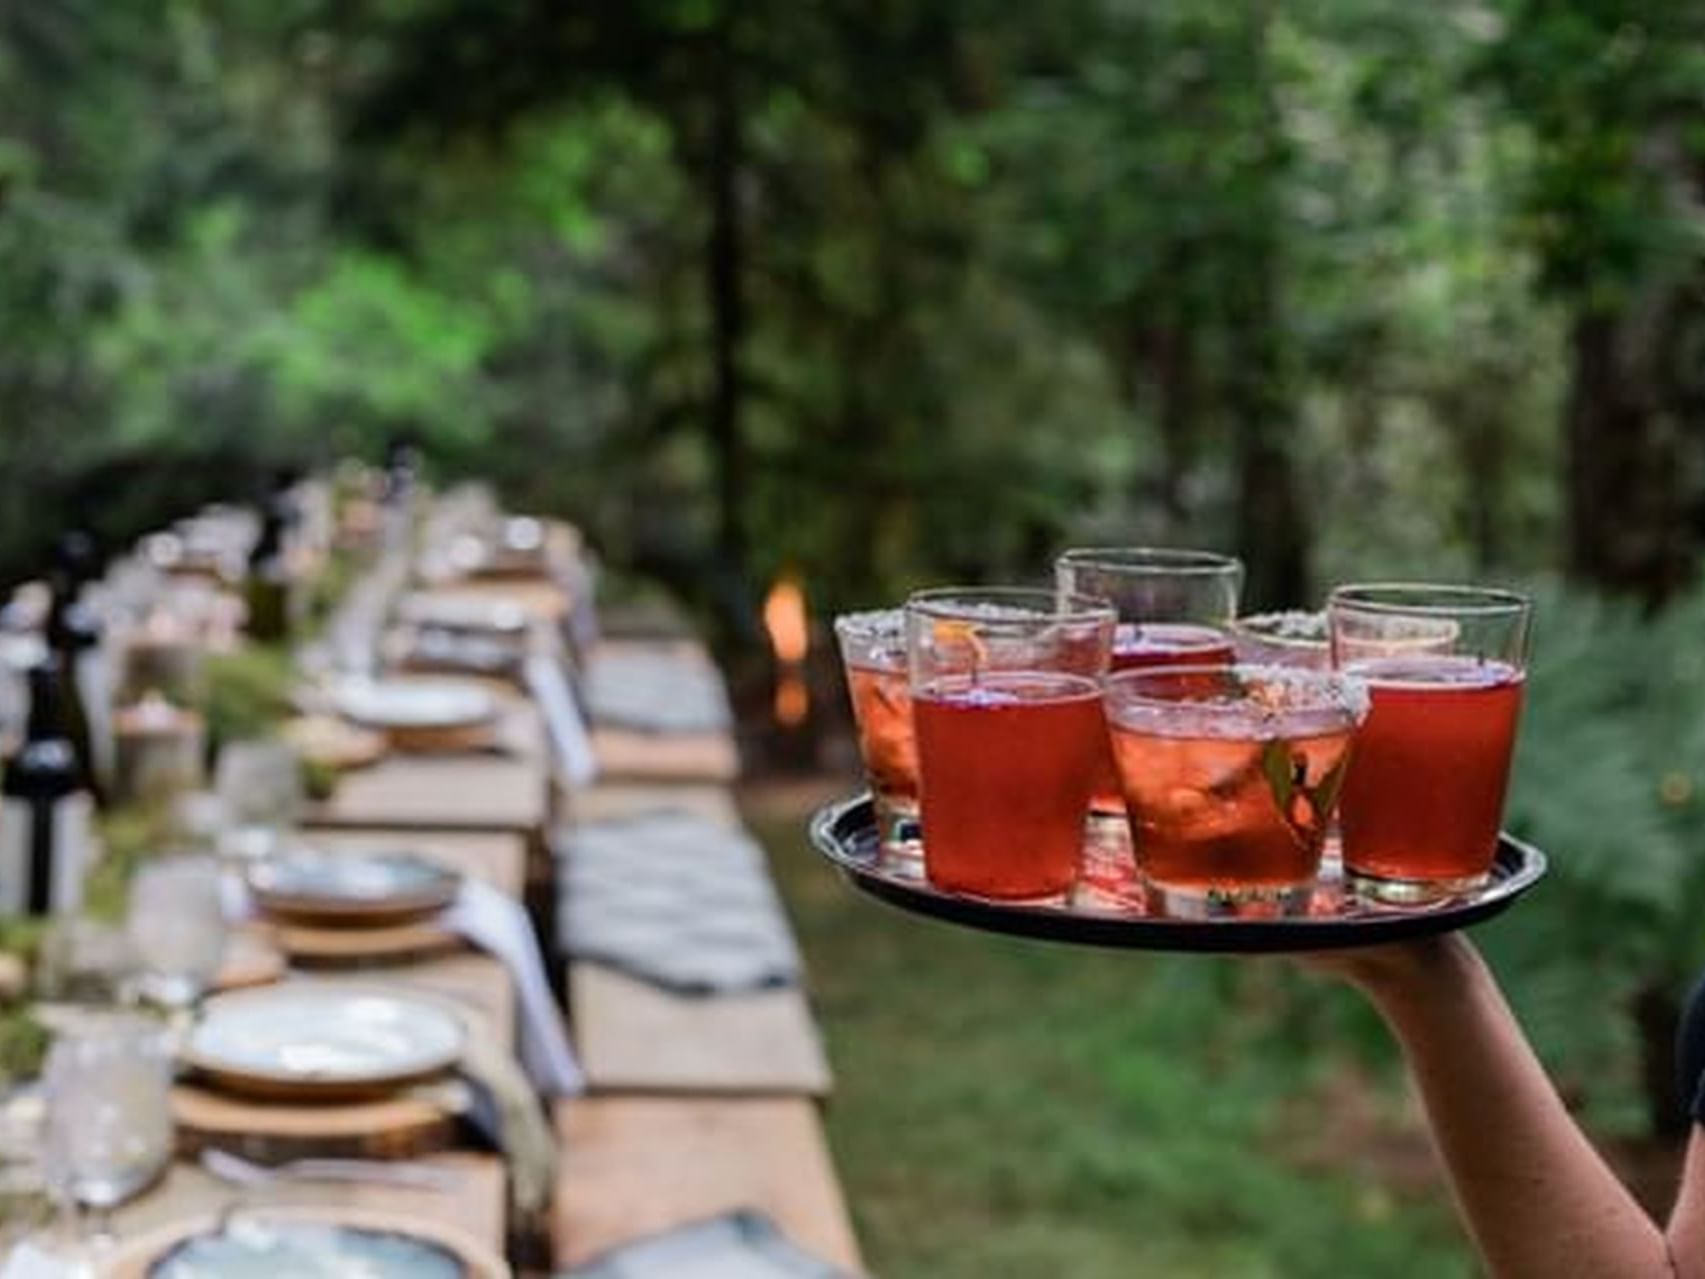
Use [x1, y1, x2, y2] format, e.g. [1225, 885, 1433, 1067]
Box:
[323, 676, 508, 756]
[241, 846, 466, 968]
[814, 550, 1547, 954]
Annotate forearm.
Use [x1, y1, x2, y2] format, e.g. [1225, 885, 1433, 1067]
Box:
[1355, 936, 1670, 1279]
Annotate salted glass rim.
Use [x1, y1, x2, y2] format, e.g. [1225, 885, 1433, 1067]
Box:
[904, 586, 1116, 627]
[1055, 547, 1243, 577]
[1230, 610, 1328, 649]
[833, 607, 904, 639]
[1328, 582, 1530, 619]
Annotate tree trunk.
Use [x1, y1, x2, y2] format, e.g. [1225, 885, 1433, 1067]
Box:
[1564, 308, 1689, 605]
[706, 11, 748, 578]
[1149, 308, 1199, 526]
[1228, 310, 1310, 611]
[1226, 0, 1309, 612]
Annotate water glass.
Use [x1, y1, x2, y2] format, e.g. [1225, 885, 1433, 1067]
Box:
[42, 1014, 173, 1246]
[1329, 584, 1532, 902]
[906, 587, 1114, 901]
[128, 855, 228, 1010]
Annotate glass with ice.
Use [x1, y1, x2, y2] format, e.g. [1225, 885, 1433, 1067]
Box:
[1105, 664, 1367, 916]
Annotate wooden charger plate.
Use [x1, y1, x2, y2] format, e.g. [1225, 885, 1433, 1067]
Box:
[98, 1204, 509, 1278]
[171, 1083, 459, 1162]
[270, 919, 463, 969]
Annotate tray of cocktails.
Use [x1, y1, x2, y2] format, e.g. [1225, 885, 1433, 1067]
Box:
[807, 794, 1547, 953]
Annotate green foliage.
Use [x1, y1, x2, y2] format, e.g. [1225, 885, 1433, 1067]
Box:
[0, 1006, 48, 1087]
[200, 645, 295, 752]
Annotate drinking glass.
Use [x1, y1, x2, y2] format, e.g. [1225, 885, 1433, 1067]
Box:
[905, 587, 1114, 901]
[127, 854, 228, 1011]
[35, 919, 137, 1008]
[213, 739, 303, 861]
[1328, 584, 1531, 902]
[42, 1014, 173, 1251]
[1230, 611, 1330, 669]
[833, 610, 919, 862]
[1106, 664, 1367, 917]
[1055, 548, 1244, 900]
[1054, 548, 1244, 669]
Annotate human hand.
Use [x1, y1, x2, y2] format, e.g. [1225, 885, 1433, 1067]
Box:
[1292, 933, 1475, 998]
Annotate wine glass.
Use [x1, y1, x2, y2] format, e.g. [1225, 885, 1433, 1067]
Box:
[213, 740, 303, 862]
[42, 1014, 173, 1254]
[127, 854, 228, 1012]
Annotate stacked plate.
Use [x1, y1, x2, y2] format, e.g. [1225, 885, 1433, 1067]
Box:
[249, 850, 462, 929]
[245, 847, 465, 966]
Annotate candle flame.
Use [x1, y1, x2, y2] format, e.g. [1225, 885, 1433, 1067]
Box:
[762, 574, 810, 727]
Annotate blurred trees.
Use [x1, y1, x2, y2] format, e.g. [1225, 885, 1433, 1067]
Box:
[0, 0, 1699, 612]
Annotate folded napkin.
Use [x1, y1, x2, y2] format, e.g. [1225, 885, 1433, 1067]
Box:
[558, 815, 801, 995]
[582, 651, 732, 735]
[452, 1027, 558, 1221]
[525, 651, 598, 786]
[444, 877, 583, 1097]
[561, 1211, 853, 1278]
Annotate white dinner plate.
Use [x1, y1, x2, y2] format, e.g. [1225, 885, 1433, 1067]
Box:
[184, 986, 465, 1101]
[330, 678, 499, 732]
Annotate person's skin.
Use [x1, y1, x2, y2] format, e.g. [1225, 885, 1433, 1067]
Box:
[1308, 934, 1705, 1278]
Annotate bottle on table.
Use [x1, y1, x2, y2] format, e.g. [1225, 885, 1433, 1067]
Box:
[45, 530, 111, 802]
[243, 497, 296, 643]
[0, 661, 95, 916]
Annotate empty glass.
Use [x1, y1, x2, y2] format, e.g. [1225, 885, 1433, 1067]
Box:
[213, 739, 303, 861]
[42, 1014, 173, 1249]
[128, 854, 228, 1011]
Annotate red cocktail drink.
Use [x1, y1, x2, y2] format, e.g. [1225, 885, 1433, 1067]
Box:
[845, 662, 918, 806]
[1338, 657, 1525, 892]
[915, 672, 1104, 899]
[1107, 665, 1364, 913]
[905, 587, 1114, 900]
[1328, 584, 1531, 902]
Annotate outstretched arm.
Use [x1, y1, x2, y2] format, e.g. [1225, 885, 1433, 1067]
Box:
[1315, 934, 1701, 1279]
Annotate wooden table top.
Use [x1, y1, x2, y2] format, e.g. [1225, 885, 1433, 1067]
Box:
[569, 964, 831, 1097]
[307, 702, 550, 836]
[553, 1096, 861, 1273]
